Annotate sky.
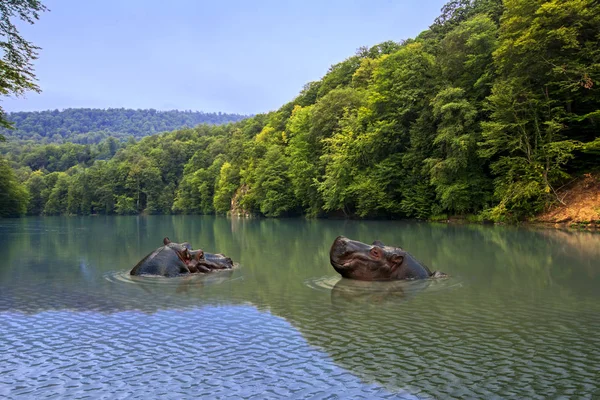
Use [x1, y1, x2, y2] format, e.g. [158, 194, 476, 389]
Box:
[4, 0, 448, 115]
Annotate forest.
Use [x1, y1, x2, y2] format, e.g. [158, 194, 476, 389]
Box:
[0, 108, 247, 145]
[1, 0, 599, 221]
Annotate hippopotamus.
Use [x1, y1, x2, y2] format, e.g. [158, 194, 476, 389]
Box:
[329, 236, 446, 281]
[130, 237, 234, 277]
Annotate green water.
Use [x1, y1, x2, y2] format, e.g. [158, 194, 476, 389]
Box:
[1, 216, 599, 399]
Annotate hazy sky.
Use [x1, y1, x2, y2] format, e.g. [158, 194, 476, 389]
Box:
[4, 0, 448, 115]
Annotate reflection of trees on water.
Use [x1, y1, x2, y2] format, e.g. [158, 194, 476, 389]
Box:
[537, 228, 600, 278]
[1, 217, 599, 395]
[1, 216, 599, 311]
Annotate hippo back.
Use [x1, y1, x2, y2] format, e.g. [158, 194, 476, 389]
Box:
[394, 252, 432, 280]
[130, 245, 189, 277]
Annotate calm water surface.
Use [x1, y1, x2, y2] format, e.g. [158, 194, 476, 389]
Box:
[1, 216, 599, 399]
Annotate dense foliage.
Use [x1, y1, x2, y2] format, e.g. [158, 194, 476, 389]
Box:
[0, 0, 47, 131]
[0, 108, 248, 144]
[2, 0, 599, 221]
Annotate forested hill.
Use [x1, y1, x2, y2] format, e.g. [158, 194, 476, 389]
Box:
[0, 108, 248, 144]
[1, 0, 599, 222]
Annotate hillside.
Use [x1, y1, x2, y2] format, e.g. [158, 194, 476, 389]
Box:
[1, 0, 599, 221]
[0, 108, 248, 144]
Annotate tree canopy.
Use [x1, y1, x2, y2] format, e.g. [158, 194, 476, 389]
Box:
[0, 0, 47, 131]
[0, 108, 248, 145]
[2, 0, 599, 221]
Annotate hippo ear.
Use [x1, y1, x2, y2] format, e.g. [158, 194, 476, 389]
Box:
[372, 240, 385, 247]
[194, 249, 204, 260]
[391, 254, 404, 265]
[369, 246, 383, 259]
[163, 237, 171, 245]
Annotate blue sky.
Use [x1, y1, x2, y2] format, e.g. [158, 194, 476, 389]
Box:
[4, 0, 448, 115]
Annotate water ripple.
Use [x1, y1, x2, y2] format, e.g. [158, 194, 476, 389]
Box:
[289, 283, 600, 399]
[2, 217, 600, 399]
[0, 306, 422, 399]
[104, 263, 242, 288]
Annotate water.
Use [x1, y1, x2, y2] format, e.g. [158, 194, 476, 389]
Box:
[1, 216, 599, 399]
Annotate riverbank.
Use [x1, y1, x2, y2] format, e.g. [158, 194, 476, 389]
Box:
[426, 173, 600, 230]
[534, 173, 600, 229]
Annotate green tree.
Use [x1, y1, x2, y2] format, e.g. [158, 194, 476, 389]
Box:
[438, 14, 498, 99]
[25, 169, 45, 215]
[67, 167, 92, 215]
[0, 0, 47, 131]
[0, 156, 28, 216]
[213, 161, 239, 214]
[480, 0, 599, 220]
[285, 105, 321, 216]
[173, 156, 224, 214]
[44, 172, 69, 215]
[369, 42, 440, 218]
[143, 165, 166, 214]
[253, 146, 297, 217]
[87, 161, 115, 214]
[318, 110, 364, 216]
[426, 87, 489, 214]
[114, 195, 136, 215]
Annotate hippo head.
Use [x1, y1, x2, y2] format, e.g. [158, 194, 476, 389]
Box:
[163, 237, 233, 273]
[163, 237, 200, 263]
[330, 236, 406, 281]
[198, 252, 234, 270]
[330, 236, 436, 281]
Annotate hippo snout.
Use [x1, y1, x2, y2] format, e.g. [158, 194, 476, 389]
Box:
[330, 236, 349, 267]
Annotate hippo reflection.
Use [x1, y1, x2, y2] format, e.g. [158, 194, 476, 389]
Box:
[331, 278, 432, 306]
[330, 236, 446, 281]
[130, 237, 234, 277]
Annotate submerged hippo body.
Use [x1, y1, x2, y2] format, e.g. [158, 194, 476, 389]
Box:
[329, 236, 446, 281]
[130, 237, 233, 277]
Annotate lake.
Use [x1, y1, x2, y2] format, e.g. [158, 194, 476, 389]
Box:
[1, 216, 599, 399]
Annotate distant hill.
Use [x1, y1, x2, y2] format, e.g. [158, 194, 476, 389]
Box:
[1, 108, 248, 144]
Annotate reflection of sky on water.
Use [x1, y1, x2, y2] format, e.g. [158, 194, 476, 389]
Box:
[1, 306, 421, 399]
